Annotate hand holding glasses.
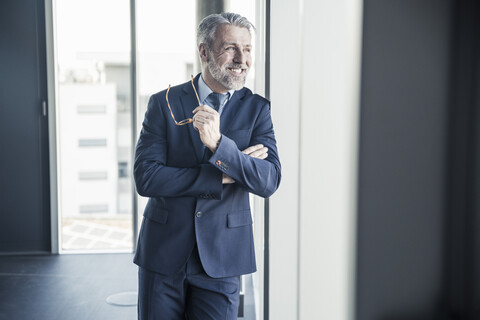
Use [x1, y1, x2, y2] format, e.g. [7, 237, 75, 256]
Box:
[166, 75, 201, 125]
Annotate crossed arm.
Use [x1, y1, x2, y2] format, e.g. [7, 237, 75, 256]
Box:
[192, 103, 280, 197]
[134, 94, 280, 199]
[222, 144, 268, 184]
[192, 105, 270, 185]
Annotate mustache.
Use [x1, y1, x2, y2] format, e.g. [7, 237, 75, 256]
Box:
[225, 64, 248, 70]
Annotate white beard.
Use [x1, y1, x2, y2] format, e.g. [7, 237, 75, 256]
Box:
[206, 52, 248, 91]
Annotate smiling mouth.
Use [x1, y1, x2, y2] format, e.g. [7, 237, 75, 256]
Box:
[228, 67, 246, 75]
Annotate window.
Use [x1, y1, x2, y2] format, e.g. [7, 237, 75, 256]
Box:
[78, 138, 107, 147]
[77, 105, 107, 114]
[54, 0, 133, 252]
[79, 171, 108, 180]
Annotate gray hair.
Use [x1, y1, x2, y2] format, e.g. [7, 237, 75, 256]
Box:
[197, 12, 255, 49]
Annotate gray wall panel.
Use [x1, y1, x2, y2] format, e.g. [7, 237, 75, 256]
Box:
[356, 1, 451, 319]
[0, 0, 50, 253]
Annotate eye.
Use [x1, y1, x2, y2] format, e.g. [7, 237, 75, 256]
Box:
[225, 46, 235, 51]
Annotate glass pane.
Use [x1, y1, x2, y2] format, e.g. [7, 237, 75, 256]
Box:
[135, 0, 197, 227]
[54, 0, 133, 251]
[227, 4, 261, 320]
[136, 2, 260, 319]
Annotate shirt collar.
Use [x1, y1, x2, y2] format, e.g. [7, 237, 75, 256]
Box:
[198, 74, 235, 104]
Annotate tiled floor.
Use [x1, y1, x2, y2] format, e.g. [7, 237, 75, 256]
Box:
[0, 254, 138, 320]
[0, 254, 256, 320]
[2, 218, 257, 319]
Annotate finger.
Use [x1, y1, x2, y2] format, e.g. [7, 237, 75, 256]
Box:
[193, 120, 208, 132]
[192, 116, 204, 125]
[192, 117, 208, 130]
[249, 147, 268, 158]
[193, 105, 217, 114]
[193, 111, 218, 123]
[193, 117, 218, 133]
[242, 144, 264, 155]
[193, 117, 215, 129]
[193, 105, 210, 113]
[222, 173, 236, 184]
[248, 151, 268, 160]
[192, 113, 208, 123]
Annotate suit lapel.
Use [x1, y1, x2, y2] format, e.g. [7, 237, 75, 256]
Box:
[178, 75, 248, 162]
[180, 75, 204, 163]
[220, 88, 246, 135]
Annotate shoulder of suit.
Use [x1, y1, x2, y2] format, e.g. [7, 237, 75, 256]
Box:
[241, 87, 270, 106]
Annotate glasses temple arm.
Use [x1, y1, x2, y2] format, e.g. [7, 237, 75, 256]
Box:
[191, 74, 201, 106]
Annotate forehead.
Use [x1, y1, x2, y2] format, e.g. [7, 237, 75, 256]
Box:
[213, 24, 252, 47]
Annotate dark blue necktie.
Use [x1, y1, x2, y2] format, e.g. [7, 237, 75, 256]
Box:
[201, 92, 228, 163]
[207, 92, 228, 113]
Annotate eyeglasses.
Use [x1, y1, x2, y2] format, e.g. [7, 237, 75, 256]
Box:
[166, 75, 201, 125]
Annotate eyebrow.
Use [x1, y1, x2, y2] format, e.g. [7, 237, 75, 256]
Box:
[222, 42, 252, 48]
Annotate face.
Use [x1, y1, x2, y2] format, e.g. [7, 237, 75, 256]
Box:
[200, 24, 252, 92]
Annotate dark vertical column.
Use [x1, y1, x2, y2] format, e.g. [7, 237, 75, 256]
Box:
[264, 1, 271, 319]
[473, 35, 480, 317]
[0, 0, 50, 253]
[356, 0, 452, 319]
[445, 1, 480, 318]
[194, 0, 225, 72]
[196, 0, 225, 25]
[130, 0, 138, 251]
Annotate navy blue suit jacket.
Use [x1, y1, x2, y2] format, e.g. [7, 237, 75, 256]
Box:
[133, 74, 281, 278]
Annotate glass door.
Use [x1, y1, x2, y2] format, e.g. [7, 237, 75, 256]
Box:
[134, 0, 198, 225]
[135, 2, 262, 319]
[54, 0, 134, 252]
[52, 0, 265, 317]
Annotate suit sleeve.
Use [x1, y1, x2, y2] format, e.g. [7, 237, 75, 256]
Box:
[208, 101, 281, 198]
[134, 94, 223, 199]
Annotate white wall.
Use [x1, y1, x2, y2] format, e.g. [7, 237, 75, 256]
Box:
[269, 1, 363, 319]
[268, 0, 302, 319]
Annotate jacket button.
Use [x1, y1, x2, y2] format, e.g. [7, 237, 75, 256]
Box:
[196, 211, 203, 218]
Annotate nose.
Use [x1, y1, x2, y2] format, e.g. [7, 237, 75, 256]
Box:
[233, 49, 247, 65]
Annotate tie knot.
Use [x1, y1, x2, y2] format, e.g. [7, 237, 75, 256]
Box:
[207, 92, 228, 111]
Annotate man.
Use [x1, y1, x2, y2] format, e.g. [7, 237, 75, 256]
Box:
[133, 12, 281, 319]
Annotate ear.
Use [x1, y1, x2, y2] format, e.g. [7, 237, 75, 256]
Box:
[198, 43, 209, 63]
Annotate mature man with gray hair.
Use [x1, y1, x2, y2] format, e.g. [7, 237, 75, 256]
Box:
[133, 12, 281, 319]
